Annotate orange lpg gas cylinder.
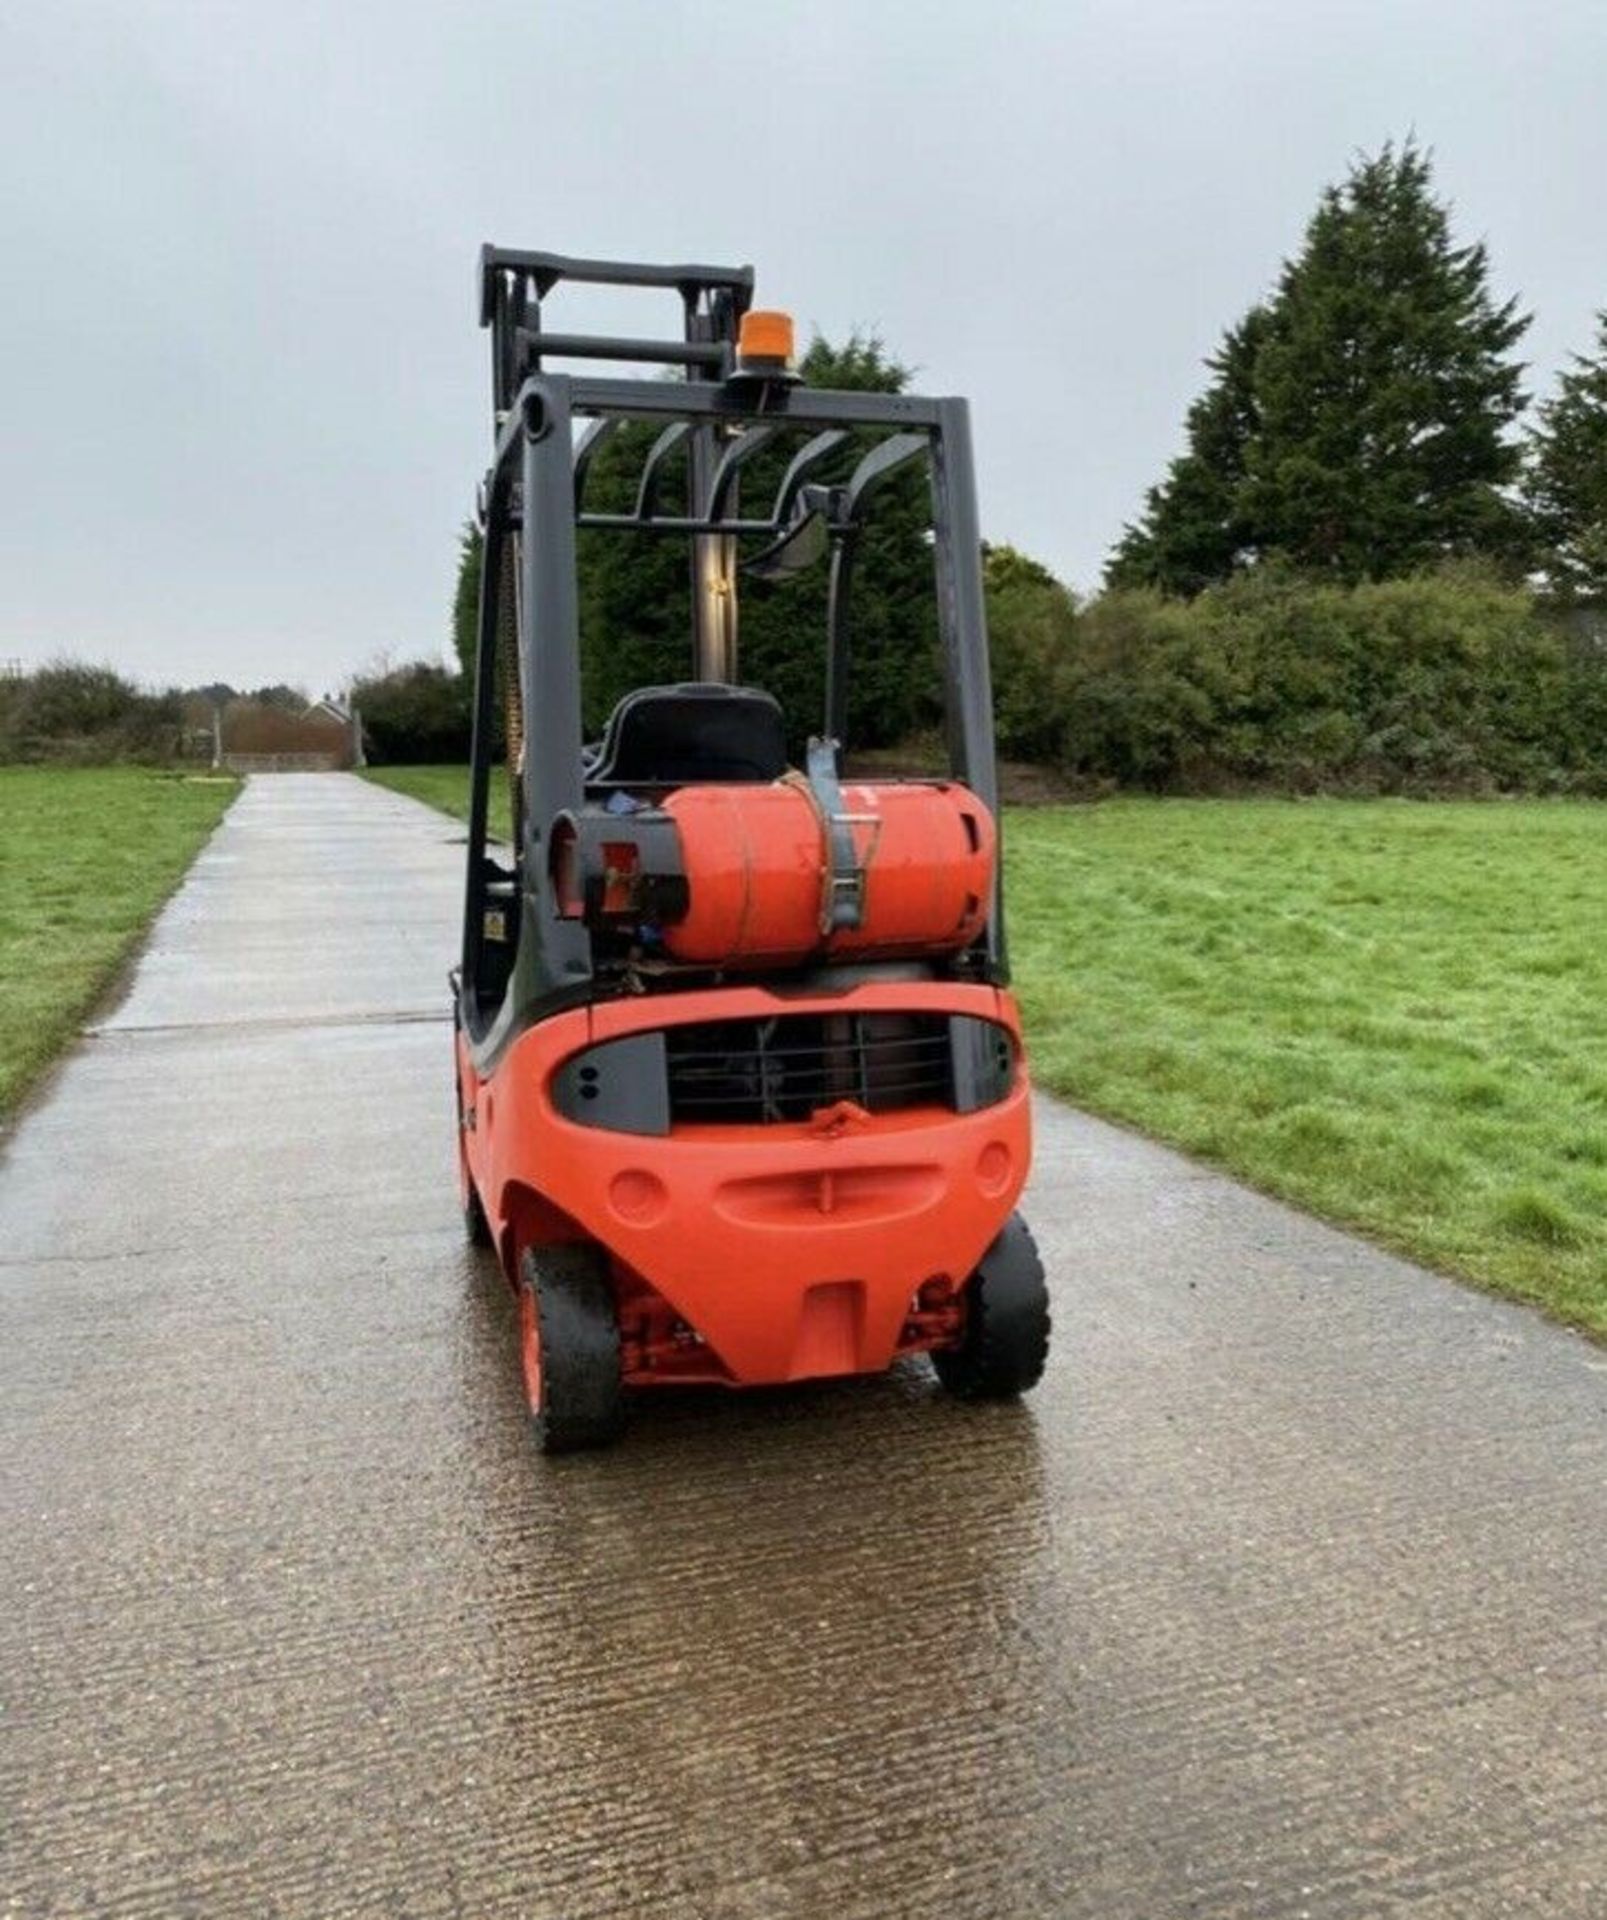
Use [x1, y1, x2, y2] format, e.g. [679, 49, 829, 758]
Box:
[659, 780, 994, 965]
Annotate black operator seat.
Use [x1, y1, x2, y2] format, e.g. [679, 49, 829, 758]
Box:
[585, 683, 788, 787]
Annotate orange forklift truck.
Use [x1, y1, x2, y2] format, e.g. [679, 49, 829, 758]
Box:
[453, 248, 1049, 1450]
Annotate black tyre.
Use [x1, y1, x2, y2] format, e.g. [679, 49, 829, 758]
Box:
[517, 1244, 626, 1454]
[931, 1213, 1051, 1400]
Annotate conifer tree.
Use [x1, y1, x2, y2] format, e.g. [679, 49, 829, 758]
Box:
[1107, 307, 1268, 593]
[1523, 311, 1607, 598]
[738, 333, 940, 749]
[1243, 142, 1528, 578]
[451, 520, 482, 680]
[1107, 143, 1530, 590]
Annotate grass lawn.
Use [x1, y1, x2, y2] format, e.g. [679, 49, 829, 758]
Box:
[0, 767, 238, 1121]
[369, 768, 1605, 1336]
[365, 763, 488, 824]
[1010, 801, 1605, 1336]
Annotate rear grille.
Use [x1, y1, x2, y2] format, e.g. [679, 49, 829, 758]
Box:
[665, 1013, 960, 1125]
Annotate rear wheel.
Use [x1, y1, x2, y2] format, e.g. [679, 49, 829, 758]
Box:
[932, 1214, 1050, 1400]
[517, 1244, 626, 1453]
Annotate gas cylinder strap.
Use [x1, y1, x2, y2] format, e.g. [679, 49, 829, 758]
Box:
[796, 737, 872, 936]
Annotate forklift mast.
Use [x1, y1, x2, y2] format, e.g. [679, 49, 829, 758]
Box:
[480, 247, 756, 682]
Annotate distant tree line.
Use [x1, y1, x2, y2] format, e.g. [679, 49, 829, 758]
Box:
[0, 666, 349, 766]
[0, 663, 187, 764]
[9, 142, 1603, 789]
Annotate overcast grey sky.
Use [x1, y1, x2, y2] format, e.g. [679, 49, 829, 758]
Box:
[2, 0, 1602, 693]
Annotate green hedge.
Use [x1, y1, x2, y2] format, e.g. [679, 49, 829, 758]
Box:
[0, 662, 184, 764]
[349, 662, 470, 764]
[988, 567, 1607, 794]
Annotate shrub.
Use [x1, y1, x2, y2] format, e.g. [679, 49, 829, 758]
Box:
[985, 552, 1080, 764]
[1056, 590, 1227, 787]
[350, 661, 470, 763]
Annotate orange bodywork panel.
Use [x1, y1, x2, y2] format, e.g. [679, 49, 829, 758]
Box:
[457, 981, 1030, 1390]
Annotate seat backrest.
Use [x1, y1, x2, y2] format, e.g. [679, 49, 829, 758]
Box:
[588, 683, 788, 786]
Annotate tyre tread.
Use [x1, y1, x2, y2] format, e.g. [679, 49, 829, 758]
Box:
[520, 1244, 625, 1453]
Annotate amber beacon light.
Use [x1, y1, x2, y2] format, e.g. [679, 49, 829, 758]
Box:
[736, 308, 795, 368]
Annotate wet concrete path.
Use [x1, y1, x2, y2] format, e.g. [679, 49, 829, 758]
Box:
[3, 773, 1604, 1919]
